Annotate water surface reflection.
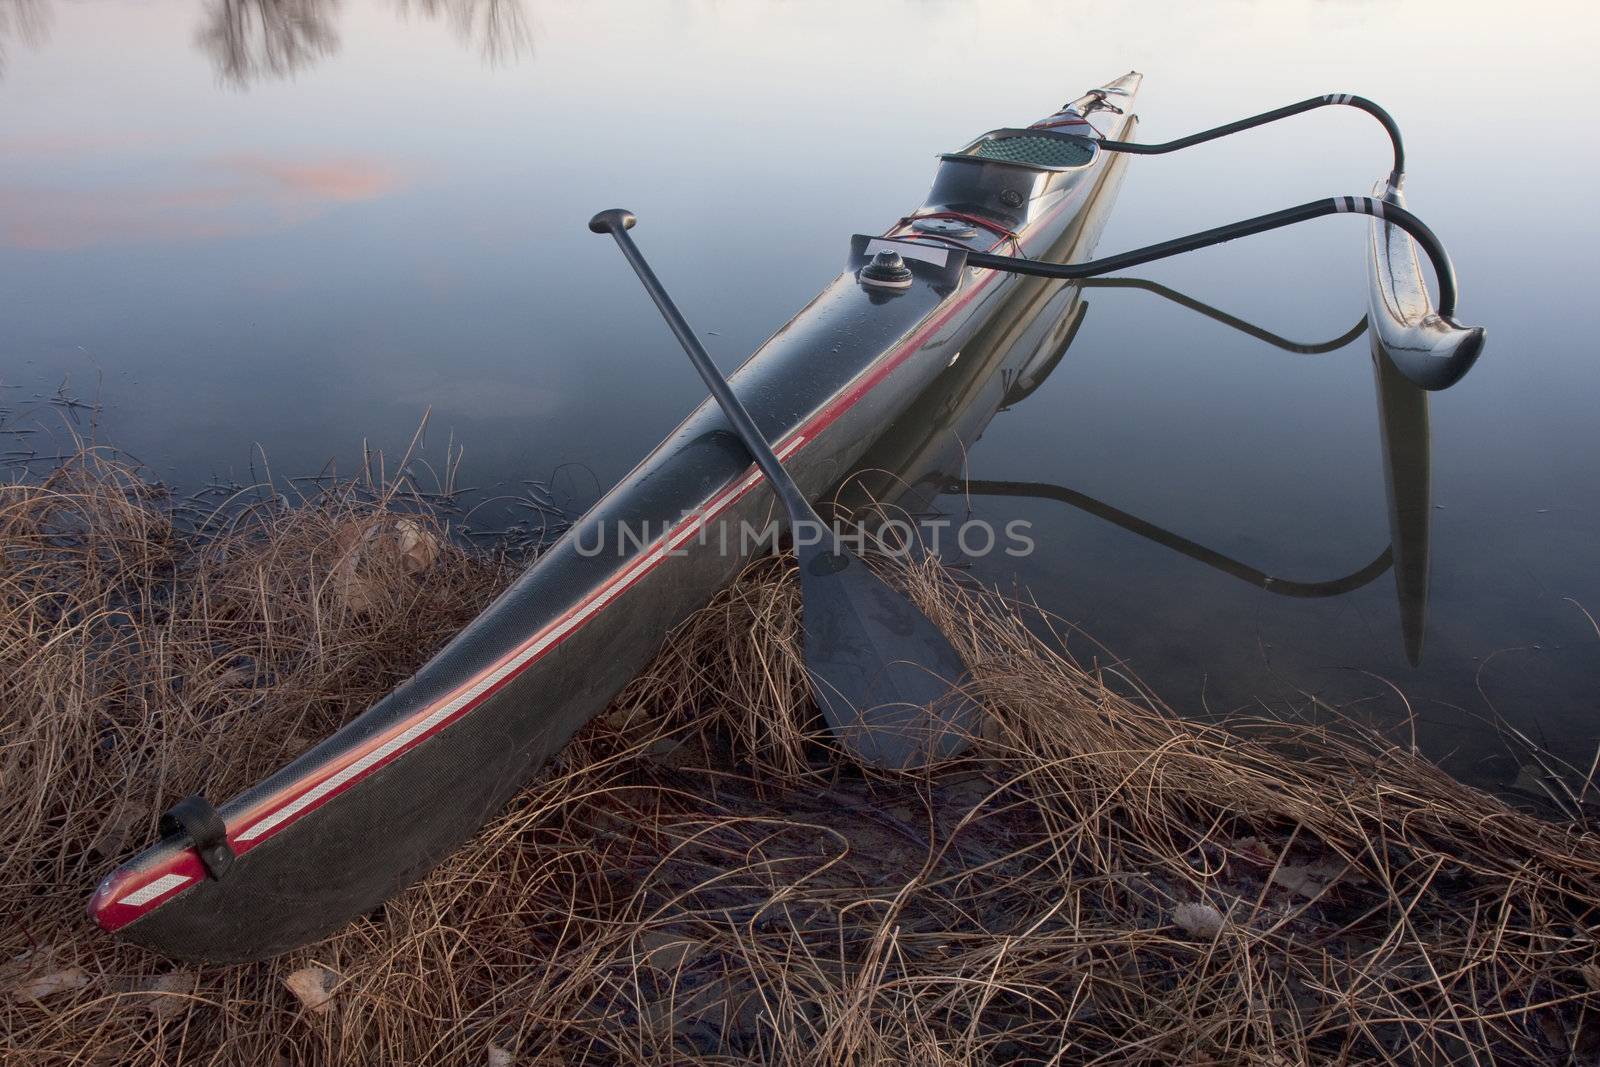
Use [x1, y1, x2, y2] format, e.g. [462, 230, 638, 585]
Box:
[1, 0, 531, 85]
[198, 0, 530, 85]
[196, 0, 342, 87]
[0, 0, 51, 75]
[842, 273, 1436, 668]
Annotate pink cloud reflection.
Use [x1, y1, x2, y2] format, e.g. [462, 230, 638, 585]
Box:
[214, 155, 403, 202]
[1, 154, 405, 251]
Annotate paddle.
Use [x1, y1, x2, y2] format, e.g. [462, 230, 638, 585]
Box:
[589, 208, 980, 769]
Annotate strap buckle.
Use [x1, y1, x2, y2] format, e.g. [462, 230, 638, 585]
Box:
[160, 796, 236, 880]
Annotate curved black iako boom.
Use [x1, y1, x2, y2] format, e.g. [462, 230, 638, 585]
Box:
[92, 74, 1147, 962]
[933, 90, 1485, 392]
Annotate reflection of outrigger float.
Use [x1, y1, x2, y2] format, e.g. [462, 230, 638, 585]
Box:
[94, 73, 1481, 962]
[838, 274, 1436, 669]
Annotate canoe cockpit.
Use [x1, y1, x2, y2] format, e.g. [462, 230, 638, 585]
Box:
[922, 132, 1098, 233]
[914, 85, 1134, 237]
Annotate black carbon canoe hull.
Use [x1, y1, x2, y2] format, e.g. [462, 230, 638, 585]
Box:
[92, 74, 1143, 961]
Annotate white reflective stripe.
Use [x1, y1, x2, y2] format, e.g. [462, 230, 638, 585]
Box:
[666, 435, 803, 551]
[118, 873, 191, 907]
[1369, 198, 1384, 219]
[864, 239, 949, 268]
[236, 434, 809, 845]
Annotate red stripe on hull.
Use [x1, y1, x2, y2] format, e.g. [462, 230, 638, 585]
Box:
[92, 149, 1100, 933]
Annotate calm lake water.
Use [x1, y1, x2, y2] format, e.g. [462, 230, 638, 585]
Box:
[3, 1, 1596, 793]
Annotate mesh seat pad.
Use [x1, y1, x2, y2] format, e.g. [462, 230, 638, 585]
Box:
[971, 134, 1095, 168]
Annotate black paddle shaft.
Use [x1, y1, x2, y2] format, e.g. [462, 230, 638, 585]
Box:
[588, 208, 816, 527]
[588, 208, 982, 770]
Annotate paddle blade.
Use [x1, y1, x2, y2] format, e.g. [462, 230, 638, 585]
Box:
[798, 547, 982, 769]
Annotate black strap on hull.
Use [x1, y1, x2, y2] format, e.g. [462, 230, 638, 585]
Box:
[160, 796, 236, 880]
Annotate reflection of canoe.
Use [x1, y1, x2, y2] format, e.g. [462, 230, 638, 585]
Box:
[93, 74, 1146, 962]
[833, 262, 1433, 664]
[830, 229, 1112, 519]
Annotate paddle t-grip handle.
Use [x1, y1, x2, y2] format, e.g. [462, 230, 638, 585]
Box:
[588, 208, 637, 234]
[587, 208, 814, 521]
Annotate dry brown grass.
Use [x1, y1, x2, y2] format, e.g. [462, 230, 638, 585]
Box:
[3, 448, 1598, 1065]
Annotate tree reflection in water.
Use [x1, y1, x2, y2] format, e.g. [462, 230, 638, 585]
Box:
[192, 0, 531, 87]
[0, 0, 530, 85]
[0, 0, 53, 76]
[195, 0, 341, 87]
[393, 0, 531, 68]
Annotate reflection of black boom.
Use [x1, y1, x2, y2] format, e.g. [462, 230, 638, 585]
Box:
[836, 267, 1437, 666]
[950, 478, 1394, 599]
[966, 284, 1435, 664]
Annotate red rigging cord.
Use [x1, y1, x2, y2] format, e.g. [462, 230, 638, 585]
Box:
[884, 111, 1107, 256]
[889, 210, 1024, 255]
[1030, 116, 1093, 130]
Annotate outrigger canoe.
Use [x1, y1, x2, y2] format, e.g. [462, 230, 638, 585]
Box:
[94, 72, 1483, 962]
[93, 73, 1149, 961]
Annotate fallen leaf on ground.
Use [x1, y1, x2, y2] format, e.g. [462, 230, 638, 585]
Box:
[394, 517, 440, 574]
[1272, 860, 1344, 899]
[1172, 902, 1225, 938]
[284, 965, 338, 1014]
[330, 543, 378, 614]
[134, 970, 199, 1019]
[11, 965, 89, 1003]
[329, 518, 440, 612]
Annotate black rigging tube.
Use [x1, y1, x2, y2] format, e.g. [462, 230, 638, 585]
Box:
[965, 195, 1461, 319]
[1076, 93, 1405, 180]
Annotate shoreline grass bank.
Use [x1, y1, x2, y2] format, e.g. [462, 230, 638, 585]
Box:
[3, 449, 1597, 1064]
